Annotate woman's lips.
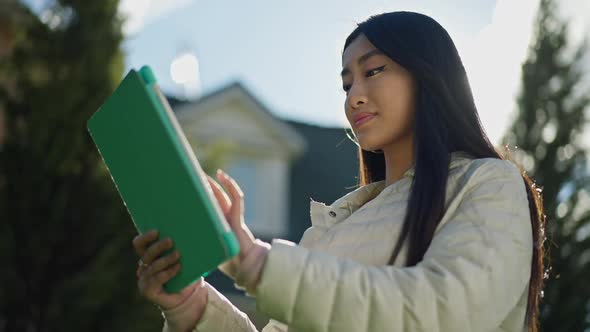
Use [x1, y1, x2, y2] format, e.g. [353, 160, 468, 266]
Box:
[354, 113, 376, 128]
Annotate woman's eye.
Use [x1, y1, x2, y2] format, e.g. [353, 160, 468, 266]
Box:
[366, 65, 386, 77]
[342, 66, 386, 93]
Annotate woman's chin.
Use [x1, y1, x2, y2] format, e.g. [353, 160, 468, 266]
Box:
[355, 132, 387, 152]
[358, 142, 384, 152]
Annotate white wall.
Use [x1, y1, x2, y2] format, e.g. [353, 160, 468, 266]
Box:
[225, 157, 289, 239]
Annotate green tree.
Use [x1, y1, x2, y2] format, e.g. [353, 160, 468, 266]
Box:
[501, 0, 590, 330]
[0, 1, 167, 331]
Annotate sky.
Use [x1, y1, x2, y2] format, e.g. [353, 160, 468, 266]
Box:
[24, 0, 590, 146]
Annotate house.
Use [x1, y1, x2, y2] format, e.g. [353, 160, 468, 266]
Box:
[172, 81, 307, 240]
[169, 80, 360, 328]
[170, 81, 361, 242]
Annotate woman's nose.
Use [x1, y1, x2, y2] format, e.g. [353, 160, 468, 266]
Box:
[347, 83, 369, 109]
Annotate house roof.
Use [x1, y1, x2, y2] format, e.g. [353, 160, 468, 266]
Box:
[169, 81, 307, 159]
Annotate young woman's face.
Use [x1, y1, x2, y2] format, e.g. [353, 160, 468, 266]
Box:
[341, 33, 416, 152]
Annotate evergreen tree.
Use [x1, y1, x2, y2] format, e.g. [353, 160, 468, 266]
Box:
[0, 1, 167, 331]
[502, 0, 590, 330]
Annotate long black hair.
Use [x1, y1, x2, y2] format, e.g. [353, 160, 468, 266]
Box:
[343, 11, 547, 332]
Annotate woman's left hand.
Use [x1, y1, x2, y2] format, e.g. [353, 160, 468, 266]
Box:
[206, 169, 258, 279]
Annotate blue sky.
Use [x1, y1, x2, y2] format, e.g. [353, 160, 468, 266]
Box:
[122, 1, 520, 137]
[23, 0, 589, 146]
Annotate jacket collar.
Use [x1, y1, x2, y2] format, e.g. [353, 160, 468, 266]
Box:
[310, 151, 475, 227]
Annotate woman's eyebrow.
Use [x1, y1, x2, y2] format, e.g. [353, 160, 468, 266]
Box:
[340, 49, 385, 77]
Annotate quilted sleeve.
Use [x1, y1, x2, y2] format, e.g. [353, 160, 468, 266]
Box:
[193, 283, 260, 332]
[254, 159, 533, 332]
[161, 281, 261, 332]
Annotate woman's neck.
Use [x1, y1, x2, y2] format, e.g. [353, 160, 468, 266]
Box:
[381, 135, 414, 187]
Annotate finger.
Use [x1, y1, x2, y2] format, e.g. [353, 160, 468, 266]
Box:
[218, 170, 244, 198]
[142, 237, 174, 265]
[218, 170, 244, 223]
[136, 263, 150, 280]
[207, 174, 231, 214]
[132, 229, 159, 256]
[138, 260, 180, 298]
[152, 263, 182, 288]
[144, 250, 181, 277]
[132, 229, 159, 257]
[217, 171, 256, 252]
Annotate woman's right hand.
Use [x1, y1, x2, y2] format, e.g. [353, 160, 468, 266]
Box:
[133, 229, 203, 311]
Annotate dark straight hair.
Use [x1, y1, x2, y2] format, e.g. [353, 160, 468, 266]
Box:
[343, 11, 547, 332]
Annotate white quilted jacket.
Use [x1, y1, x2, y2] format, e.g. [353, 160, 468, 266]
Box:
[167, 151, 533, 332]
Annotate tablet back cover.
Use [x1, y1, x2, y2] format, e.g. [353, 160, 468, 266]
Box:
[87, 67, 239, 293]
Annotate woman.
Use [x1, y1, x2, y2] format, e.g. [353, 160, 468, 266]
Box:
[133, 11, 547, 332]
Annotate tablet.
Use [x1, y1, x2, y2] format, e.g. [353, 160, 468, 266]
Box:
[87, 66, 240, 293]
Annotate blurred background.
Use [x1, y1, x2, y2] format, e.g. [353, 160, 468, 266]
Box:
[1, 0, 589, 331]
